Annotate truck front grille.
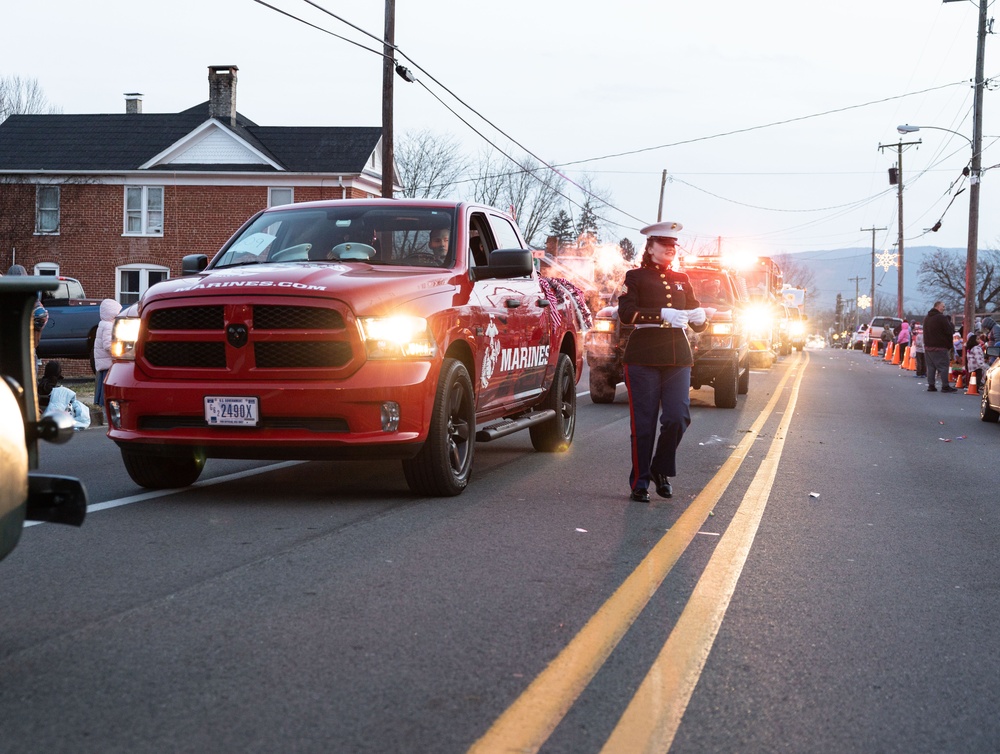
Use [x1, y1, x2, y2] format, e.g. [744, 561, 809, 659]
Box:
[255, 341, 353, 368]
[149, 306, 225, 330]
[139, 301, 356, 374]
[145, 342, 227, 368]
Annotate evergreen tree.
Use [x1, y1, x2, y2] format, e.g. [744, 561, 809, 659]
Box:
[575, 199, 599, 241]
[548, 209, 576, 245]
[619, 238, 636, 263]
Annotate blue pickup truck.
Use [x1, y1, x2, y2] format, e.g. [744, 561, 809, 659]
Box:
[37, 276, 103, 367]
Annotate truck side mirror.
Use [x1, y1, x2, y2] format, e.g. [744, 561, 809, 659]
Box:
[470, 249, 534, 282]
[182, 254, 209, 275]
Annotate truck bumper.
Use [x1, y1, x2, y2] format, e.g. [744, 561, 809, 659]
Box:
[104, 359, 437, 460]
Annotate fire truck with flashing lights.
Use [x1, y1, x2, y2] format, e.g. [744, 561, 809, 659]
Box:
[103, 200, 587, 497]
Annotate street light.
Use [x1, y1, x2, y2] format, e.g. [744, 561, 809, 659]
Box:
[897, 122, 980, 339]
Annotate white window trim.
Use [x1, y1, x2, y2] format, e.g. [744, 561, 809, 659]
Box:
[115, 263, 170, 305]
[33, 263, 60, 276]
[268, 187, 294, 207]
[35, 185, 60, 235]
[123, 186, 164, 237]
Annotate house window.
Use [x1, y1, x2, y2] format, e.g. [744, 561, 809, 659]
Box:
[117, 264, 169, 305]
[35, 186, 60, 234]
[33, 263, 59, 276]
[268, 187, 293, 207]
[124, 186, 164, 236]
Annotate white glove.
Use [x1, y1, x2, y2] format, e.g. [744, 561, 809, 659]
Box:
[660, 308, 689, 328]
[687, 307, 707, 326]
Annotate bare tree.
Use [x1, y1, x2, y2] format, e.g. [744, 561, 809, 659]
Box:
[471, 150, 566, 247]
[917, 247, 1000, 313]
[0, 75, 58, 122]
[773, 253, 817, 292]
[394, 129, 469, 199]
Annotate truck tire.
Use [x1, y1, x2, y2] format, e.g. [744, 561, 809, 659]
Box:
[713, 358, 739, 409]
[738, 360, 750, 395]
[530, 353, 576, 452]
[589, 366, 617, 404]
[980, 389, 999, 423]
[121, 446, 205, 489]
[402, 358, 475, 496]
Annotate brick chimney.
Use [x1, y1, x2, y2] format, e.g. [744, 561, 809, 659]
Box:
[124, 93, 143, 114]
[208, 65, 238, 126]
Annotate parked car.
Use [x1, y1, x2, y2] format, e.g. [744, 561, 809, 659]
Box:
[862, 316, 903, 353]
[850, 324, 869, 350]
[980, 346, 1000, 423]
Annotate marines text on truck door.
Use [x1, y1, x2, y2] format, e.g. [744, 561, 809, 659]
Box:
[104, 200, 587, 497]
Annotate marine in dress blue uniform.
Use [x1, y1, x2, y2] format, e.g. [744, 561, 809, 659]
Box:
[618, 221, 709, 502]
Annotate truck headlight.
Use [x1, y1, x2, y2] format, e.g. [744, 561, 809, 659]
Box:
[790, 321, 806, 336]
[359, 315, 436, 359]
[710, 322, 733, 336]
[111, 316, 142, 360]
[591, 318, 616, 333]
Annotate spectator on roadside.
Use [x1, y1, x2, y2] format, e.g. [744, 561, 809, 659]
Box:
[966, 333, 986, 393]
[912, 325, 926, 378]
[37, 360, 64, 410]
[5, 264, 49, 366]
[923, 301, 956, 393]
[93, 298, 122, 407]
[982, 315, 1000, 364]
[895, 320, 910, 365]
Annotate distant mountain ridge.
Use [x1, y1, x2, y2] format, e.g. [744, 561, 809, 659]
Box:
[781, 246, 969, 314]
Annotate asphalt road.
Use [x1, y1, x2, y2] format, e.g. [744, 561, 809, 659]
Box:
[2, 347, 998, 753]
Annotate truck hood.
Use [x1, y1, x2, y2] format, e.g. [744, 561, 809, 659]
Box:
[142, 262, 459, 315]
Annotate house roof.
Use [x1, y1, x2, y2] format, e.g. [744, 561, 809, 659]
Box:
[0, 102, 382, 174]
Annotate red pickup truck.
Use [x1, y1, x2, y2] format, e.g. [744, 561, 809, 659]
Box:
[104, 199, 586, 496]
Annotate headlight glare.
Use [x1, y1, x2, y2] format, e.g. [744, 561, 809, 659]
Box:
[111, 317, 142, 360]
[360, 315, 435, 359]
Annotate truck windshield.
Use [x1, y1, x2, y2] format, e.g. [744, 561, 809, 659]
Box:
[213, 206, 457, 268]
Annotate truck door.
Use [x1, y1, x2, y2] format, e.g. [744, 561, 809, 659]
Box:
[468, 211, 543, 413]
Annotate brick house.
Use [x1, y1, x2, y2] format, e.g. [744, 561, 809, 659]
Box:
[0, 65, 397, 304]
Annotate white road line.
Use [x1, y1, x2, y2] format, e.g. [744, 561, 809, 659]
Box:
[24, 461, 304, 527]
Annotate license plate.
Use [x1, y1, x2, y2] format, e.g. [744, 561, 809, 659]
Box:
[204, 396, 259, 426]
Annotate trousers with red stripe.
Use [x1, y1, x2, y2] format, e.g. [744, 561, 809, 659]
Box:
[625, 363, 691, 491]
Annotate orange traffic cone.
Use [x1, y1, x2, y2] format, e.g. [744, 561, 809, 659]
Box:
[884, 343, 894, 362]
[967, 372, 978, 395]
[870, 340, 878, 357]
[907, 349, 917, 371]
[891, 344, 901, 365]
[955, 372, 965, 390]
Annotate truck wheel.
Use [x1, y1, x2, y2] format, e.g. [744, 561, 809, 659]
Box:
[713, 358, 739, 408]
[980, 388, 999, 423]
[588, 366, 617, 404]
[738, 361, 750, 395]
[402, 358, 475, 496]
[530, 353, 576, 452]
[120, 446, 205, 489]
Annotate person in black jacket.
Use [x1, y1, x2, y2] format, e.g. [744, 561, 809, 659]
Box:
[922, 301, 956, 392]
[618, 221, 709, 502]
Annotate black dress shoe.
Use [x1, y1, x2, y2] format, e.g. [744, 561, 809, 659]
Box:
[941, 386, 957, 393]
[630, 488, 650, 503]
[654, 474, 673, 499]
[927, 386, 938, 392]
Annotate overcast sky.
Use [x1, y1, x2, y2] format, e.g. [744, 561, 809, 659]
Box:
[4, 0, 997, 266]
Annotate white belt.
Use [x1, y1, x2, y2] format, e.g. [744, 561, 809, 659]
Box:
[633, 323, 676, 329]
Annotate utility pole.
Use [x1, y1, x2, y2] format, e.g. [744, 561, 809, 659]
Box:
[656, 169, 668, 221]
[878, 140, 920, 319]
[380, 0, 395, 199]
[849, 275, 866, 331]
[965, 0, 988, 339]
[861, 226, 886, 315]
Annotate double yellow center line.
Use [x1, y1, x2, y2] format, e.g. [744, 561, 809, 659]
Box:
[470, 352, 809, 753]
